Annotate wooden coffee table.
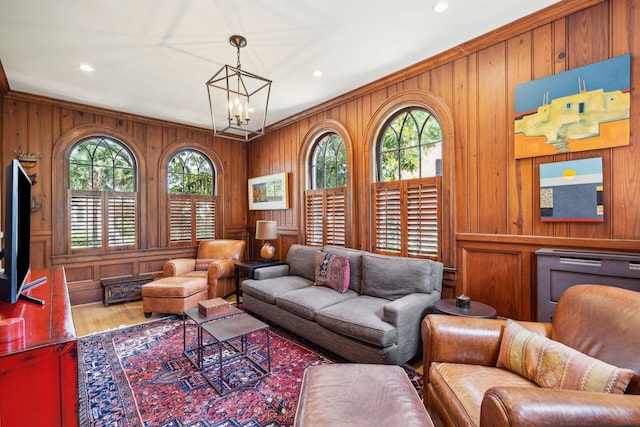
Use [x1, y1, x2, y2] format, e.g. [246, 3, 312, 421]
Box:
[200, 313, 271, 395]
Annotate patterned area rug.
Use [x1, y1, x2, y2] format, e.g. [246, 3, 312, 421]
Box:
[78, 315, 423, 427]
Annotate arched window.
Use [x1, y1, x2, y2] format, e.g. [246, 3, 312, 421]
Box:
[167, 149, 216, 244]
[305, 132, 348, 246]
[68, 136, 137, 251]
[374, 108, 442, 259]
[310, 133, 347, 189]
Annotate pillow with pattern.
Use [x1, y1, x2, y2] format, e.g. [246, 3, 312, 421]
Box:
[497, 319, 634, 394]
[314, 251, 350, 293]
[195, 259, 215, 271]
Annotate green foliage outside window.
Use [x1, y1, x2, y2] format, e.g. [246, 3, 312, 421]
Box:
[379, 109, 442, 182]
[168, 150, 214, 195]
[310, 133, 347, 189]
[69, 137, 135, 191]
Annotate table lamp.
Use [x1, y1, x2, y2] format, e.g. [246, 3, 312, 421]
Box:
[255, 220, 277, 260]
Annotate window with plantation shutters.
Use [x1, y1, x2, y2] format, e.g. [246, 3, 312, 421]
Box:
[375, 108, 442, 260]
[306, 132, 348, 246]
[167, 150, 216, 245]
[305, 187, 346, 247]
[68, 137, 137, 252]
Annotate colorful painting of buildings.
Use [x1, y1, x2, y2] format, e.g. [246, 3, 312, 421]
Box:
[539, 157, 603, 222]
[514, 54, 630, 159]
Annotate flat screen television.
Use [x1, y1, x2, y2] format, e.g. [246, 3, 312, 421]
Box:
[0, 160, 46, 305]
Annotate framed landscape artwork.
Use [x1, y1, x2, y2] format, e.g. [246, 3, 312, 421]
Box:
[515, 54, 630, 159]
[248, 172, 289, 210]
[540, 157, 603, 222]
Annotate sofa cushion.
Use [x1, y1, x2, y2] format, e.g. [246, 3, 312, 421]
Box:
[314, 251, 350, 293]
[323, 246, 365, 292]
[361, 254, 435, 300]
[497, 319, 634, 394]
[276, 286, 358, 320]
[241, 276, 312, 305]
[286, 244, 320, 281]
[429, 362, 537, 427]
[316, 296, 397, 347]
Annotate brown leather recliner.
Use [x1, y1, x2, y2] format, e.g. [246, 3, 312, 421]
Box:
[163, 239, 246, 299]
[422, 284, 640, 427]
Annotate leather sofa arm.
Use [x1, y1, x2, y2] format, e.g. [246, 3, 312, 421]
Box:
[481, 386, 640, 426]
[164, 258, 196, 277]
[422, 314, 506, 372]
[207, 260, 235, 280]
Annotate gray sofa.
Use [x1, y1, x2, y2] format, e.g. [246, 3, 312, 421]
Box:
[241, 244, 444, 365]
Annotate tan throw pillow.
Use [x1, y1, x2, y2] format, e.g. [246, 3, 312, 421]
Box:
[314, 251, 350, 293]
[497, 319, 634, 394]
[195, 259, 215, 271]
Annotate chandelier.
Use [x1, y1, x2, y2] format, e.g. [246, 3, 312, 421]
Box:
[206, 35, 272, 142]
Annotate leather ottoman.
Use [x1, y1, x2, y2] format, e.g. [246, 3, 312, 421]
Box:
[142, 276, 208, 317]
[294, 364, 433, 427]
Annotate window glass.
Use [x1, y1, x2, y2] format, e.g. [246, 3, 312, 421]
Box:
[68, 137, 136, 251]
[167, 150, 216, 244]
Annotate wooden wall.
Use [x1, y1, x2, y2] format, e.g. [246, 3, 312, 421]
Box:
[1, 93, 249, 305]
[248, 0, 640, 320]
[1, 0, 639, 315]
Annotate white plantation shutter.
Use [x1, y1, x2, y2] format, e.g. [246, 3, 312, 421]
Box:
[374, 177, 440, 259]
[406, 178, 440, 258]
[305, 187, 346, 247]
[70, 191, 102, 249]
[195, 198, 216, 240]
[374, 183, 402, 254]
[107, 193, 136, 246]
[169, 196, 192, 243]
[169, 195, 217, 244]
[325, 188, 346, 246]
[70, 190, 137, 251]
[305, 190, 324, 246]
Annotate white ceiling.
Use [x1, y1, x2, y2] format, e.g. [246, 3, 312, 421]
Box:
[0, 0, 560, 130]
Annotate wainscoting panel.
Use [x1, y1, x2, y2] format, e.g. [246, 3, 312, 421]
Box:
[459, 247, 529, 320]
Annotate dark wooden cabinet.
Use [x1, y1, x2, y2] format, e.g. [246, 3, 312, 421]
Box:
[0, 268, 79, 427]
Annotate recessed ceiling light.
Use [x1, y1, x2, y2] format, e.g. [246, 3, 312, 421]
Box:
[433, 1, 448, 13]
[312, 70, 322, 77]
[79, 64, 94, 72]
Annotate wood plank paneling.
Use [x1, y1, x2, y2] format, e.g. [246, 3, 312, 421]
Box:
[2, 91, 247, 304]
[246, 0, 639, 320]
[1, 0, 636, 315]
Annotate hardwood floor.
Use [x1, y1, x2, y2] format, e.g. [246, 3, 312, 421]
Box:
[71, 300, 167, 337]
[70, 298, 424, 373]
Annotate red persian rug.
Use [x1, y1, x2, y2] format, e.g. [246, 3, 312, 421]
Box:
[78, 315, 423, 427]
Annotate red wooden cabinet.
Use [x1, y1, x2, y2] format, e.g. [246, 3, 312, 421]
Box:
[0, 268, 79, 427]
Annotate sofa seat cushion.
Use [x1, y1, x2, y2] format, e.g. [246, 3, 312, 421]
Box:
[276, 286, 358, 320]
[429, 362, 537, 427]
[180, 270, 208, 279]
[241, 276, 312, 304]
[316, 296, 397, 347]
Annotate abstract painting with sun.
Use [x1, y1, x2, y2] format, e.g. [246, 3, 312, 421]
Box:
[540, 158, 603, 222]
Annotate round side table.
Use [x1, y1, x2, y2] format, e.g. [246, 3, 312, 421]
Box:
[434, 298, 497, 319]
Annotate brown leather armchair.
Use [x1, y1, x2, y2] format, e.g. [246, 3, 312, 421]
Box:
[422, 284, 640, 427]
[163, 239, 246, 299]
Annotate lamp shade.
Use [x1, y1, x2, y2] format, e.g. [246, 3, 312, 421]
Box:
[255, 220, 277, 240]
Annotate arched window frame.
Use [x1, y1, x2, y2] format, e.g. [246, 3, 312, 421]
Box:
[67, 136, 138, 253]
[299, 121, 353, 247]
[166, 149, 217, 246]
[364, 90, 455, 264]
